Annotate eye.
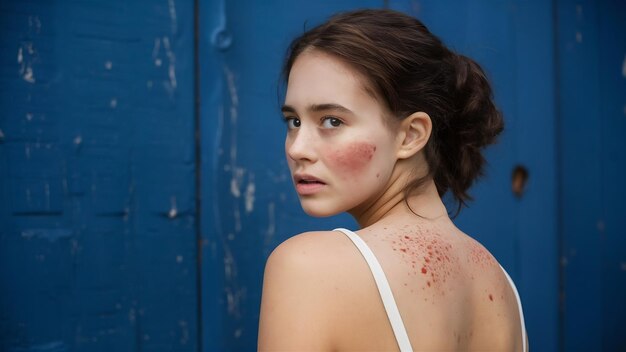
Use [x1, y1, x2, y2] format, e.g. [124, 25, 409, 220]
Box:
[321, 116, 343, 128]
[285, 117, 301, 130]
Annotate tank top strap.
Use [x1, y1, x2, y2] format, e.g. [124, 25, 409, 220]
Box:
[499, 265, 528, 352]
[334, 228, 413, 352]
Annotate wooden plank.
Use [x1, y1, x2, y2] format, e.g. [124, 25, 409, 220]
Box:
[0, 1, 198, 351]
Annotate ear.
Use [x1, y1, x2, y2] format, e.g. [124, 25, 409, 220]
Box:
[396, 111, 432, 159]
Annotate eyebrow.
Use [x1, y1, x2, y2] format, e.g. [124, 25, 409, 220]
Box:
[281, 103, 354, 115]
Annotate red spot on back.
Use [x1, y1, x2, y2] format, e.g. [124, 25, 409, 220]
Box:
[392, 229, 459, 295]
[489, 294, 494, 301]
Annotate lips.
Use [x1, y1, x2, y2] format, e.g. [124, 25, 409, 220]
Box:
[294, 174, 325, 185]
[294, 173, 326, 195]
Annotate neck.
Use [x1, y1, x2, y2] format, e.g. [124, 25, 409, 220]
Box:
[349, 175, 449, 229]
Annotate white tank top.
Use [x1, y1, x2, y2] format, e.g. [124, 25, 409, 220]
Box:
[334, 228, 527, 352]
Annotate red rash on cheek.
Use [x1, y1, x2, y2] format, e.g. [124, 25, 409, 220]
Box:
[327, 142, 377, 173]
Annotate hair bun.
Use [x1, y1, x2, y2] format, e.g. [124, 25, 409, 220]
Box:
[432, 53, 504, 208]
[452, 54, 504, 148]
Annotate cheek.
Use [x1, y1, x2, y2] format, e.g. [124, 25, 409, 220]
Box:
[326, 142, 377, 175]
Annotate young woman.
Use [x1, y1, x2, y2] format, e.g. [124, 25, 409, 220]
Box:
[258, 9, 527, 351]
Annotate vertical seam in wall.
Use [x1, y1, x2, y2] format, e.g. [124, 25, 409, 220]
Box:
[552, 0, 564, 351]
[193, 0, 203, 350]
[592, 5, 606, 348]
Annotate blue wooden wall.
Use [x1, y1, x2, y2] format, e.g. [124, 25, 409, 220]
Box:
[1, 1, 624, 351]
[1, 1, 199, 351]
[558, 0, 626, 350]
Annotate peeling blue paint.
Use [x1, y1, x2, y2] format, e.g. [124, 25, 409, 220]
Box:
[20, 229, 73, 242]
[10, 341, 67, 352]
[1, 1, 198, 351]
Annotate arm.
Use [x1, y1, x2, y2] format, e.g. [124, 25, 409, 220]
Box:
[258, 234, 337, 351]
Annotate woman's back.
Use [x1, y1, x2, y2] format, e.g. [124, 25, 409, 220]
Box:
[336, 219, 522, 351]
[259, 216, 525, 351]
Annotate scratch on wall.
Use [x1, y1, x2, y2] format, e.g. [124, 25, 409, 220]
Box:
[152, 36, 177, 96]
[162, 37, 177, 93]
[169, 195, 178, 218]
[244, 173, 255, 213]
[223, 65, 254, 232]
[16, 341, 67, 352]
[223, 244, 244, 317]
[17, 42, 36, 83]
[225, 66, 238, 162]
[223, 246, 236, 282]
[225, 286, 246, 319]
[225, 289, 237, 316]
[211, 106, 226, 237]
[21, 228, 73, 242]
[28, 15, 42, 34]
[152, 37, 162, 66]
[230, 167, 244, 198]
[168, 0, 178, 35]
[15, 16, 41, 84]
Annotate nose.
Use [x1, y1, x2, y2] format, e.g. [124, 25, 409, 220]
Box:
[285, 127, 317, 164]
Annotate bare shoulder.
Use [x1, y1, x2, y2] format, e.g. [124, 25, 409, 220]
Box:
[258, 231, 356, 351]
[264, 230, 355, 273]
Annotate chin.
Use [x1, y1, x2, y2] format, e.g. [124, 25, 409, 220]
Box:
[299, 199, 344, 218]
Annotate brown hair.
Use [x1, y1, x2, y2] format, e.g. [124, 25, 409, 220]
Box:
[283, 9, 504, 214]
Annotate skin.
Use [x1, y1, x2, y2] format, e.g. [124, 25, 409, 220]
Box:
[258, 50, 526, 351]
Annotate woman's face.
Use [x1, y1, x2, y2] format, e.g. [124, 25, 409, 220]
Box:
[283, 50, 399, 217]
